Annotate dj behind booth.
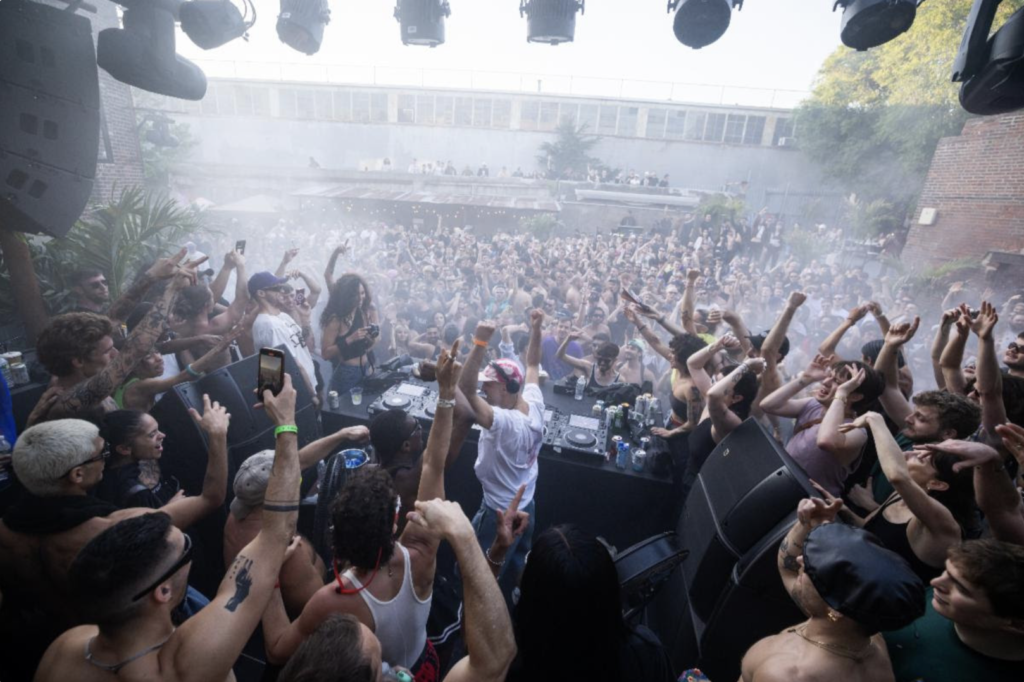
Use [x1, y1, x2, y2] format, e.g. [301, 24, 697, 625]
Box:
[323, 356, 676, 552]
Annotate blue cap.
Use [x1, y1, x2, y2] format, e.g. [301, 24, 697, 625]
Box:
[247, 271, 289, 298]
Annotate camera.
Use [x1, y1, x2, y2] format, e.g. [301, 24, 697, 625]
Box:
[367, 324, 380, 338]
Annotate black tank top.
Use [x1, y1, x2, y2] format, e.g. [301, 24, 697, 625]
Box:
[863, 495, 944, 583]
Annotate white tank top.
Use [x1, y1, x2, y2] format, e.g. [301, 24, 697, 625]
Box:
[343, 543, 432, 669]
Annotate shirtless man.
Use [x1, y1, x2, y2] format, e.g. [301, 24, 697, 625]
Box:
[170, 250, 249, 371]
[616, 338, 654, 387]
[740, 499, 925, 682]
[33, 376, 300, 682]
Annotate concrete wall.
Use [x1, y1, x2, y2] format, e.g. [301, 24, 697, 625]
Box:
[173, 114, 830, 212]
[904, 114, 1024, 269]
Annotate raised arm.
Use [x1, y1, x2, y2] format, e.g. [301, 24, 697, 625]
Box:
[865, 300, 891, 336]
[555, 330, 592, 373]
[722, 309, 753, 357]
[939, 312, 970, 395]
[760, 353, 826, 418]
[323, 242, 348, 291]
[818, 305, 867, 358]
[930, 309, 959, 391]
[208, 252, 235, 304]
[876, 319, 919, 428]
[687, 334, 731, 397]
[523, 309, 543, 385]
[625, 305, 672, 361]
[848, 413, 961, 540]
[762, 291, 805, 378]
[970, 301, 1008, 437]
[816, 368, 869, 466]
[458, 321, 496, 429]
[160, 394, 230, 530]
[707, 359, 763, 440]
[171, 375, 300, 681]
[105, 249, 187, 328]
[778, 498, 841, 600]
[409, 500, 516, 682]
[678, 269, 700, 335]
[215, 251, 249, 329]
[274, 248, 299, 278]
[296, 425, 370, 471]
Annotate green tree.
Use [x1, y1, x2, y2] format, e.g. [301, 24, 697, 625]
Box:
[537, 120, 602, 179]
[795, 0, 1024, 206]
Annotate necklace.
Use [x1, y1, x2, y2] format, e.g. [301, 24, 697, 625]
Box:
[85, 633, 173, 674]
[787, 625, 873, 661]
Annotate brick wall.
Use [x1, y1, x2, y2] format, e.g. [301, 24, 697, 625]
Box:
[903, 114, 1024, 268]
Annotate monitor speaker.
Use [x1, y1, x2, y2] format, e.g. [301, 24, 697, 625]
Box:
[150, 347, 322, 594]
[0, 0, 99, 238]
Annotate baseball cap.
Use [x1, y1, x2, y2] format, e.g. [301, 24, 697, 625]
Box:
[247, 271, 289, 298]
[478, 358, 524, 388]
[230, 450, 275, 520]
[803, 523, 925, 633]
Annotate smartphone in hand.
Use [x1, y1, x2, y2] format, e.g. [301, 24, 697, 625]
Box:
[295, 288, 306, 306]
[257, 348, 285, 401]
[235, 240, 247, 255]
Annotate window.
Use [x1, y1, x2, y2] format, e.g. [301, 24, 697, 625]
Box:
[370, 93, 388, 122]
[455, 97, 473, 126]
[398, 94, 416, 123]
[667, 111, 689, 139]
[233, 85, 253, 115]
[617, 106, 638, 137]
[704, 112, 726, 142]
[598, 105, 617, 135]
[277, 88, 295, 118]
[559, 103, 578, 127]
[473, 98, 492, 127]
[645, 108, 667, 139]
[296, 89, 315, 119]
[520, 100, 539, 130]
[436, 96, 454, 125]
[773, 117, 795, 145]
[417, 95, 435, 124]
[539, 102, 559, 131]
[683, 111, 705, 140]
[578, 104, 598, 132]
[252, 87, 270, 116]
[724, 114, 746, 144]
[333, 91, 351, 121]
[352, 92, 370, 122]
[492, 99, 511, 128]
[744, 115, 766, 145]
[201, 84, 219, 115]
[315, 91, 333, 119]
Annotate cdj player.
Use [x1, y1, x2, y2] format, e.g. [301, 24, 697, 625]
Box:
[367, 381, 438, 421]
[544, 409, 610, 464]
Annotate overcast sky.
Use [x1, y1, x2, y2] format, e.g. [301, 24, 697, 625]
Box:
[177, 0, 845, 102]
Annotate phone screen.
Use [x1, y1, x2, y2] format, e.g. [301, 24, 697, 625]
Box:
[235, 240, 247, 255]
[258, 351, 284, 398]
[295, 289, 306, 306]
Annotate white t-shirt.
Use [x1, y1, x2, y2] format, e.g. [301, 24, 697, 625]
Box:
[251, 312, 317, 392]
[474, 383, 545, 511]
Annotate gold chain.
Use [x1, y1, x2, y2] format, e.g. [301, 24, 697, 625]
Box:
[787, 625, 872, 661]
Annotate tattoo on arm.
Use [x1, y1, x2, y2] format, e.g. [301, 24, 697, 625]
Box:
[687, 388, 704, 426]
[782, 554, 800, 573]
[225, 555, 255, 612]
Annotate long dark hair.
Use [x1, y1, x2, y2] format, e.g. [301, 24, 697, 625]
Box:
[320, 273, 371, 329]
[930, 451, 979, 535]
[514, 525, 628, 682]
[100, 410, 146, 458]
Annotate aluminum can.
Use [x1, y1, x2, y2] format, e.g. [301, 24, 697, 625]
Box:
[615, 441, 630, 470]
[639, 436, 651, 451]
[328, 390, 340, 410]
[604, 406, 615, 430]
[632, 448, 647, 472]
[613, 406, 625, 430]
[609, 435, 623, 459]
[635, 395, 648, 419]
[593, 400, 605, 417]
[9, 363, 28, 386]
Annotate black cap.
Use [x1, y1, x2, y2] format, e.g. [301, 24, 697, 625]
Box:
[803, 523, 925, 633]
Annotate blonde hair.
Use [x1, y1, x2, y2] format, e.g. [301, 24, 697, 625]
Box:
[13, 419, 100, 496]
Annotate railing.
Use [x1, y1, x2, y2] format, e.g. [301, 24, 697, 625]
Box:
[191, 58, 809, 109]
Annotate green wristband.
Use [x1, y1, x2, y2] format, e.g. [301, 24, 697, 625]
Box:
[274, 425, 298, 438]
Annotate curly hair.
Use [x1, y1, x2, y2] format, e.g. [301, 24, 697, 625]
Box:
[172, 284, 212, 320]
[831, 360, 885, 415]
[669, 333, 708, 373]
[331, 468, 398, 570]
[37, 312, 114, 377]
[912, 390, 982, 439]
[948, 539, 1024, 620]
[320, 273, 372, 329]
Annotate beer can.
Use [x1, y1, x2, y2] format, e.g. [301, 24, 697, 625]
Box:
[328, 390, 340, 410]
[609, 435, 623, 459]
[9, 363, 28, 386]
[639, 436, 651, 451]
[635, 394, 648, 418]
[593, 400, 605, 417]
[614, 406, 625, 430]
[632, 448, 647, 472]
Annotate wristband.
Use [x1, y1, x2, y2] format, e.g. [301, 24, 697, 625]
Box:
[435, 398, 456, 409]
[275, 425, 299, 438]
[472, 337, 489, 348]
[485, 546, 505, 568]
[185, 364, 204, 379]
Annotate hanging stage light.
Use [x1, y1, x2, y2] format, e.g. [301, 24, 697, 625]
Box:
[277, 0, 331, 55]
[180, 0, 254, 50]
[833, 0, 917, 51]
[97, 3, 207, 100]
[953, 0, 1024, 115]
[520, 0, 585, 45]
[668, 0, 742, 50]
[394, 0, 451, 47]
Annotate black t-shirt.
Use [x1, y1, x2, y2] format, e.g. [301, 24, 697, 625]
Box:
[93, 463, 176, 510]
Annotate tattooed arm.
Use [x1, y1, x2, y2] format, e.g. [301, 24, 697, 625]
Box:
[778, 498, 841, 604]
[706, 360, 760, 441]
[167, 375, 300, 682]
[159, 394, 230, 530]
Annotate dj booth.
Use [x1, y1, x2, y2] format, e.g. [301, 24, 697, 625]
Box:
[322, 377, 676, 553]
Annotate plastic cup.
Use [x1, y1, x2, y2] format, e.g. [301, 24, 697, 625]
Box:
[350, 387, 363, 405]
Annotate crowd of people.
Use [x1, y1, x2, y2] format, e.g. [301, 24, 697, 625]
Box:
[382, 157, 674, 185]
[0, 207, 1022, 682]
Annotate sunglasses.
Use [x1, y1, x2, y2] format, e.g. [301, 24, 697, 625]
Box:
[88, 280, 109, 289]
[404, 420, 422, 442]
[1009, 343, 1022, 354]
[59, 442, 110, 479]
[266, 285, 294, 295]
[131, 533, 194, 601]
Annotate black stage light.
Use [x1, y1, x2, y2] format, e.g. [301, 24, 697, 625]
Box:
[394, 0, 451, 47]
[97, 3, 207, 100]
[277, 0, 331, 55]
[668, 0, 742, 50]
[520, 0, 585, 45]
[180, 0, 251, 50]
[953, 0, 1024, 115]
[833, 0, 917, 51]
